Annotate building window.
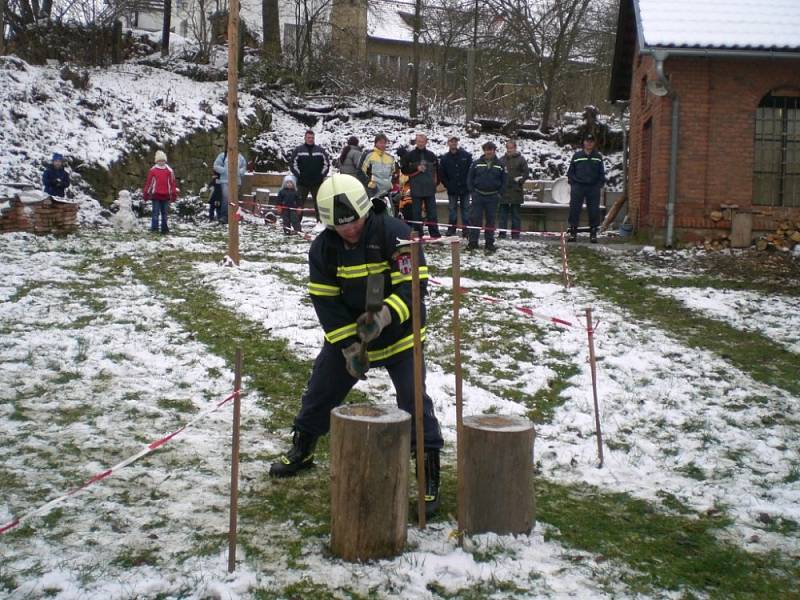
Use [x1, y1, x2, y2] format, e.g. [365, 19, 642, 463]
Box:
[753, 92, 800, 207]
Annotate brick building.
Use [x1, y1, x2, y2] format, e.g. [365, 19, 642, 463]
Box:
[610, 0, 800, 245]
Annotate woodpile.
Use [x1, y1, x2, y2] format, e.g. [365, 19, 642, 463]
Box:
[700, 232, 731, 252]
[755, 220, 800, 252]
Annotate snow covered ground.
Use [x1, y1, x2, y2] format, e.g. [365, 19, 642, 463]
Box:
[2, 215, 797, 598]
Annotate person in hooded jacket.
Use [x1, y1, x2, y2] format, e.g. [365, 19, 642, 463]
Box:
[42, 153, 70, 198]
[278, 174, 302, 234]
[338, 136, 362, 177]
[213, 148, 247, 225]
[143, 150, 178, 234]
[497, 140, 529, 240]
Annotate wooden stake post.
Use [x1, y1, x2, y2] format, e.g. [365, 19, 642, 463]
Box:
[585, 308, 604, 467]
[409, 233, 426, 528]
[228, 349, 243, 572]
[451, 240, 465, 542]
[226, 0, 241, 265]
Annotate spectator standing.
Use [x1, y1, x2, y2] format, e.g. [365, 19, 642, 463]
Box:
[213, 148, 247, 225]
[566, 133, 605, 243]
[467, 141, 506, 252]
[208, 170, 222, 221]
[400, 133, 441, 237]
[359, 133, 396, 198]
[42, 153, 70, 198]
[497, 140, 529, 240]
[143, 150, 178, 234]
[438, 136, 472, 236]
[338, 136, 362, 177]
[278, 174, 302, 234]
[290, 130, 331, 221]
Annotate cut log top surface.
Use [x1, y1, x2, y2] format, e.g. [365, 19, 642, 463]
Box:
[332, 404, 411, 424]
[464, 414, 534, 433]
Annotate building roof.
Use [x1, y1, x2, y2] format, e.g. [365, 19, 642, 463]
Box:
[636, 0, 800, 50]
[609, 0, 800, 102]
[368, 2, 414, 43]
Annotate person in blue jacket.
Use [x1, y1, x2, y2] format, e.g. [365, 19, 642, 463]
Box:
[269, 174, 444, 517]
[438, 136, 472, 236]
[467, 141, 506, 252]
[42, 153, 70, 198]
[213, 149, 247, 225]
[566, 133, 605, 243]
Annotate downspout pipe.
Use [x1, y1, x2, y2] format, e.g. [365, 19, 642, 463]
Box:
[653, 50, 679, 248]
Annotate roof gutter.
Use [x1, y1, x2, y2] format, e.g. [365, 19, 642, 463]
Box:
[641, 46, 800, 60]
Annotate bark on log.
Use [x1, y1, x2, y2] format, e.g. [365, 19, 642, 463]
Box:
[330, 404, 411, 561]
[462, 414, 535, 535]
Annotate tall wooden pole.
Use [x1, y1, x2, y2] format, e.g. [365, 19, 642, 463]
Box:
[584, 309, 604, 468]
[226, 0, 241, 265]
[228, 349, 243, 572]
[410, 233, 426, 528]
[451, 240, 464, 543]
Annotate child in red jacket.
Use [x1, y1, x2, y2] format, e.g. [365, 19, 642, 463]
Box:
[143, 150, 178, 234]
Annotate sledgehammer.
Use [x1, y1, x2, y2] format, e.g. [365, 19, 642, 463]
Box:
[358, 273, 386, 377]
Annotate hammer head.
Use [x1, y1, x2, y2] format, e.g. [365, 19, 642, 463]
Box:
[365, 273, 385, 313]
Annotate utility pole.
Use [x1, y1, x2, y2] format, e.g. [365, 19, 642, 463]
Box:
[464, 0, 479, 123]
[227, 0, 241, 265]
[409, 0, 422, 119]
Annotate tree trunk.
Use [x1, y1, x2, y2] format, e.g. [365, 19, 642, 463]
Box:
[409, 0, 422, 118]
[161, 0, 172, 57]
[262, 0, 280, 58]
[330, 404, 410, 561]
[111, 20, 122, 64]
[0, 0, 6, 56]
[462, 414, 535, 535]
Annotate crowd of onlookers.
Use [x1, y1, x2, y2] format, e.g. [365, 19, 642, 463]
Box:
[40, 128, 604, 244]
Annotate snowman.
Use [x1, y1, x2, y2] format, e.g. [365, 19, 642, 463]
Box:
[111, 190, 138, 231]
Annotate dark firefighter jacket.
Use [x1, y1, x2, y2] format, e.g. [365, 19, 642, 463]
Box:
[307, 211, 429, 364]
[566, 150, 605, 187]
[467, 156, 506, 196]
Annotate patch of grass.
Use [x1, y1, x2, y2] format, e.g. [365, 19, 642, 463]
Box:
[426, 579, 529, 599]
[569, 247, 800, 396]
[676, 462, 707, 481]
[526, 350, 580, 425]
[51, 370, 81, 385]
[538, 479, 800, 598]
[111, 546, 160, 568]
[156, 397, 197, 413]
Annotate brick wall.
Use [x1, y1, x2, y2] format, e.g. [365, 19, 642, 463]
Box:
[0, 196, 79, 235]
[626, 51, 800, 243]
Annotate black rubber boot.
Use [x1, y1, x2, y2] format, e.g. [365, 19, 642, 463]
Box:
[567, 227, 577, 243]
[423, 448, 441, 517]
[590, 227, 598, 243]
[269, 429, 318, 477]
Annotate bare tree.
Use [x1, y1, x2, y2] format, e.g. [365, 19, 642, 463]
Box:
[161, 0, 171, 56]
[486, 0, 592, 130]
[186, 0, 214, 62]
[287, 0, 333, 90]
[262, 0, 280, 57]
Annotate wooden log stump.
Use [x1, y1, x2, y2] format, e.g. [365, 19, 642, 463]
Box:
[462, 414, 535, 535]
[330, 404, 410, 561]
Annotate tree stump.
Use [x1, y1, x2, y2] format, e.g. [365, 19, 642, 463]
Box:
[462, 414, 535, 535]
[330, 404, 410, 561]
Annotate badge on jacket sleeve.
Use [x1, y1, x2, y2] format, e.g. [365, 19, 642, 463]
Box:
[394, 252, 412, 275]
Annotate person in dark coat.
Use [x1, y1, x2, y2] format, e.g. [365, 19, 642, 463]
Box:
[42, 153, 70, 198]
[467, 141, 506, 252]
[497, 140, 529, 240]
[269, 174, 444, 516]
[566, 133, 605, 243]
[399, 133, 441, 237]
[290, 130, 331, 222]
[338, 136, 362, 177]
[438, 136, 472, 236]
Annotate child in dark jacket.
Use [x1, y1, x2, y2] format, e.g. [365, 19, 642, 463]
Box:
[42, 153, 70, 197]
[278, 175, 302, 234]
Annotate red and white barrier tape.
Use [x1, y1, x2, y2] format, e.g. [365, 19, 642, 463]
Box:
[427, 277, 576, 328]
[0, 389, 239, 536]
[400, 217, 564, 239]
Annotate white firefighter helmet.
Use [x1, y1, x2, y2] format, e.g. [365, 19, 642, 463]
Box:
[317, 174, 372, 228]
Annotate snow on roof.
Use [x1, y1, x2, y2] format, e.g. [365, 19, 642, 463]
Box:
[637, 0, 800, 50]
[368, 1, 414, 43]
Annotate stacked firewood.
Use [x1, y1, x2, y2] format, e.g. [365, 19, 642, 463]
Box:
[755, 220, 800, 252]
[700, 233, 731, 252]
